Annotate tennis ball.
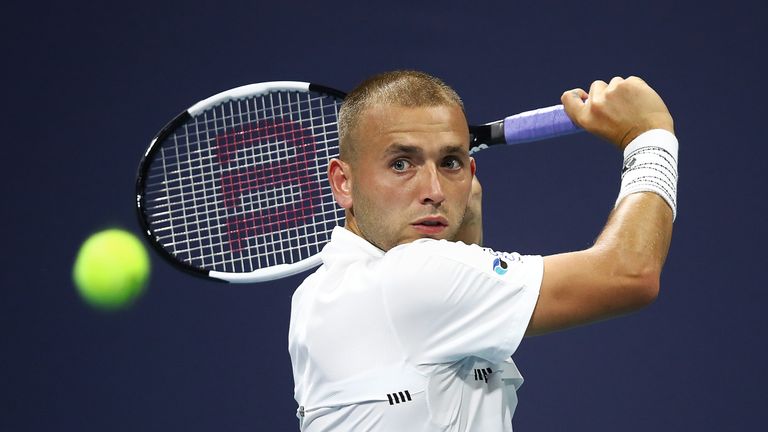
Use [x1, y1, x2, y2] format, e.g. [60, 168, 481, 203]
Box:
[73, 228, 150, 311]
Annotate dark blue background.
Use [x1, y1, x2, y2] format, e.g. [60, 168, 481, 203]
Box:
[4, 0, 765, 430]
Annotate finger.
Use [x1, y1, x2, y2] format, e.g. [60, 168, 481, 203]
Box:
[626, 75, 646, 85]
[608, 76, 625, 88]
[589, 80, 608, 96]
[561, 88, 588, 122]
[569, 88, 588, 101]
[625, 75, 652, 94]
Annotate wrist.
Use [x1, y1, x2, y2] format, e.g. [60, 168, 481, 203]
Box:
[615, 129, 679, 220]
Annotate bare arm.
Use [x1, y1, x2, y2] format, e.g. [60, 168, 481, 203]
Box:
[526, 76, 676, 336]
[455, 174, 483, 246]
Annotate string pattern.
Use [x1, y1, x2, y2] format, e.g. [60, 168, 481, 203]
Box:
[143, 90, 344, 273]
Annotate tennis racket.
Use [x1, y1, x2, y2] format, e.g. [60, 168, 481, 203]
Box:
[135, 81, 582, 283]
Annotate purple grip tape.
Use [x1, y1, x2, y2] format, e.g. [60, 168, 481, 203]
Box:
[503, 105, 581, 145]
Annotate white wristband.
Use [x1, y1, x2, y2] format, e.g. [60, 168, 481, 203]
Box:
[615, 129, 679, 220]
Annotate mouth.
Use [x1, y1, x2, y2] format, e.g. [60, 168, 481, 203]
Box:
[411, 217, 449, 235]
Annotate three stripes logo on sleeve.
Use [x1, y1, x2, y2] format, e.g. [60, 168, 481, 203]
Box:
[387, 390, 412, 405]
[474, 367, 494, 383]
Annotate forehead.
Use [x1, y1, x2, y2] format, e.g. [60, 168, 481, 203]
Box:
[354, 103, 468, 151]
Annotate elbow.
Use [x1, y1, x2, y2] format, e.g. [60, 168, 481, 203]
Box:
[621, 268, 661, 310]
[593, 245, 662, 311]
[634, 272, 660, 308]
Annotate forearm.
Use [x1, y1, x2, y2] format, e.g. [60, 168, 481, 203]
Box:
[592, 192, 674, 291]
[593, 125, 678, 286]
[454, 175, 483, 245]
[529, 193, 673, 336]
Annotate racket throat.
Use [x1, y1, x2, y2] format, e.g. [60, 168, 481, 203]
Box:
[469, 121, 505, 154]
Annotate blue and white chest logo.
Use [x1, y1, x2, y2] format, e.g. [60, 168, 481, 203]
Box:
[492, 257, 509, 275]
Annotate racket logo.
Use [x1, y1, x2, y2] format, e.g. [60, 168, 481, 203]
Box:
[492, 257, 509, 275]
[216, 119, 321, 252]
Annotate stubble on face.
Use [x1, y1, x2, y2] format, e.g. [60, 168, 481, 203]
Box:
[343, 103, 473, 251]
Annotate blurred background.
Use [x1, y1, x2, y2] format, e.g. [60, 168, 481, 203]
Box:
[3, 0, 766, 430]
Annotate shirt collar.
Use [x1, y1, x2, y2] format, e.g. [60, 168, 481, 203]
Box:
[321, 226, 385, 265]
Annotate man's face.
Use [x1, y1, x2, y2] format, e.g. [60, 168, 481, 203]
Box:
[345, 103, 475, 251]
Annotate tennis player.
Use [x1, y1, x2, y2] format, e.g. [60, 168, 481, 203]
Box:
[289, 70, 677, 431]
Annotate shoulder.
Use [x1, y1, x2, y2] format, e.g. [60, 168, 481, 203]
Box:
[291, 264, 327, 309]
[383, 239, 536, 280]
[380, 240, 542, 306]
[379, 241, 544, 364]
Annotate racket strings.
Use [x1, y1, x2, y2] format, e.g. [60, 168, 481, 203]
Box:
[143, 90, 344, 273]
[149, 203, 341, 256]
[143, 128, 339, 190]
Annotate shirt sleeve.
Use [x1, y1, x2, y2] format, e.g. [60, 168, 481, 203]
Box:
[379, 240, 543, 365]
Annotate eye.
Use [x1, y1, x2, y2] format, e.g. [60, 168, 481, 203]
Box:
[442, 156, 463, 170]
[392, 159, 411, 172]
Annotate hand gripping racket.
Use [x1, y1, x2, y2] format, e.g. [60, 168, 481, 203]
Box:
[135, 81, 582, 283]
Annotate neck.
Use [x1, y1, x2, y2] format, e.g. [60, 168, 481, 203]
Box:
[343, 212, 364, 239]
[343, 212, 388, 252]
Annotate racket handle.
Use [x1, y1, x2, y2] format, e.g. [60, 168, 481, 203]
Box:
[503, 104, 582, 145]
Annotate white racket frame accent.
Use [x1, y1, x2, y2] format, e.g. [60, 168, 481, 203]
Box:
[209, 256, 323, 282]
[188, 81, 312, 116]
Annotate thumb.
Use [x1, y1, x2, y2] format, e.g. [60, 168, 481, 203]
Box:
[561, 88, 588, 126]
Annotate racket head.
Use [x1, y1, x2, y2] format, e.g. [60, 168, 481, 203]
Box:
[136, 81, 347, 283]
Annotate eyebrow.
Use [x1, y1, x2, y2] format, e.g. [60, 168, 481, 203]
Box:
[383, 143, 468, 157]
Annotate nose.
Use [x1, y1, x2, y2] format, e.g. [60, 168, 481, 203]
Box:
[419, 164, 446, 206]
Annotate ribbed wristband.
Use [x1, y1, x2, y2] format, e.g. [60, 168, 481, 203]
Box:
[615, 129, 679, 220]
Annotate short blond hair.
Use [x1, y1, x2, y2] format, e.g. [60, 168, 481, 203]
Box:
[338, 70, 465, 161]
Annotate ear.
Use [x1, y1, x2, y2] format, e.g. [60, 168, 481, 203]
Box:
[469, 157, 476, 177]
[328, 158, 353, 209]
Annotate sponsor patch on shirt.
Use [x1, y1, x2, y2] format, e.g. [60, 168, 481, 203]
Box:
[492, 257, 508, 275]
[482, 248, 521, 276]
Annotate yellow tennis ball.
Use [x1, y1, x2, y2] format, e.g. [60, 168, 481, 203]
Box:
[73, 229, 150, 311]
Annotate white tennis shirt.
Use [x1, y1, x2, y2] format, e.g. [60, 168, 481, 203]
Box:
[289, 227, 543, 431]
